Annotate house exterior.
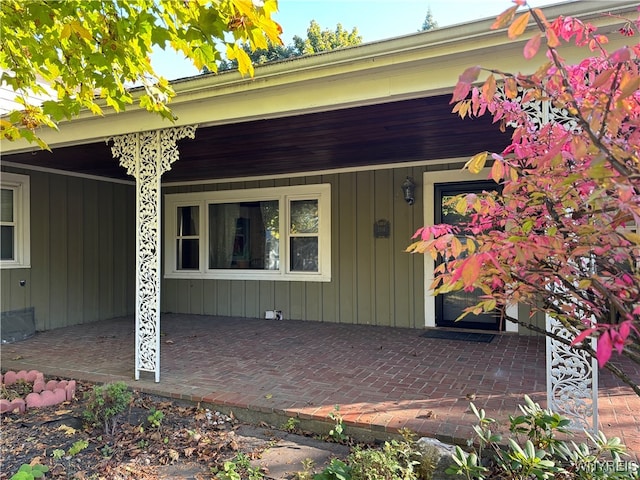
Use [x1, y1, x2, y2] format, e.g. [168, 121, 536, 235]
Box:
[1, 2, 635, 349]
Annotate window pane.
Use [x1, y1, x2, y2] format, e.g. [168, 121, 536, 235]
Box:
[176, 239, 199, 270]
[290, 237, 318, 272]
[1, 225, 14, 260]
[290, 200, 318, 234]
[1, 189, 13, 222]
[177, 206, 199, 236]
[209, 201, 279, 270]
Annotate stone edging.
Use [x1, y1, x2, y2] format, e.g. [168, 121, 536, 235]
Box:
[0, 370, 76, 413]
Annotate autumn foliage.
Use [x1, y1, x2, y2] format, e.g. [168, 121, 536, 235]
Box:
[407, 2, 640, 394]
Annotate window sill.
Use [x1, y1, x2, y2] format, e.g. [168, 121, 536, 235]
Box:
[164, 270, 331, 282]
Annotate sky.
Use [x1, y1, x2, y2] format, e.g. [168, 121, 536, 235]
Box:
[151, 0, 572, 80]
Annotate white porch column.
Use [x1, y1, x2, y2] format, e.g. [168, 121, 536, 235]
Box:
[546, 315, 598, 434]
[109, 126, 197, 382]
[498, 85, 596, 431]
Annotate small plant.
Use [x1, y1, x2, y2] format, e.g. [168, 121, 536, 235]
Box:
[213, 453, 264, 480]
[100, 444, 114, 458]
[10, 463, 49, 480]
[50, 439, 89, 478]
[1, 379, 33, 401]
[348, 439, 422, 480]
[147, 407, 164, 430]
[294, 458, 316, 480]
[83, 381, 132, 435]
[282, 416, 301, 433]
[446, 395, 635, 480]
[313, 458, 352, 480]
[328, 405, 348, 443]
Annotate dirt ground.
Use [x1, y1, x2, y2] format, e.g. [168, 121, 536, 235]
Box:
[1, 379, 340, 479]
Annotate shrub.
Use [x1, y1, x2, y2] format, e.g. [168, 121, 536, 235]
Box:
[83, 381, 132, 435]
[447, 395, 637, 479]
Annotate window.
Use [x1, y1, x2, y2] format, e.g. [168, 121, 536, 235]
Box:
[0, 172, 30, 269]
[164, 184, 331, 281]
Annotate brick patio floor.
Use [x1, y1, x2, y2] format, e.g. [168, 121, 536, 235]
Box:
[1, 314, 638, 459]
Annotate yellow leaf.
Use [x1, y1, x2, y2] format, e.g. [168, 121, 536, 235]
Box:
[482, 74, 496, 100]
[455, 196, 468, 214]
[60, 24, 71, 40]
[265, 393, 273, 399]
[505, 77, 518, 99]
[508, 12, 531, 40]
[491, 159, 504, 183]
[578, 279, 592, 289]
[623, 231, 640, 245]
[466, 238, 476, 255]
[490, 6, 518, 30]
[619, 72, 640, 101]
[461, 256, 481, 288]
[58, 425, 77, 435]
[546, 28, 560, 48]
[70, 20, 92, 42]
[465, 151, 488, 174]
[451, 236, 463, 257]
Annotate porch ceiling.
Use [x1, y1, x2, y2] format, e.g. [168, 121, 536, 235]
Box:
[4, 94, 508, 183]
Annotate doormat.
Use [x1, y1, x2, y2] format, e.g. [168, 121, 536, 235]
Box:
[420, 330, 495, 343]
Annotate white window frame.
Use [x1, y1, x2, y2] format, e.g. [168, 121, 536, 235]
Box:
[0, 172, 30, 269]
[164, 184, 331, 282]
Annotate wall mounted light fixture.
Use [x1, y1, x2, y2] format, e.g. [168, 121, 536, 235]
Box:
[401, 177, 416, 205]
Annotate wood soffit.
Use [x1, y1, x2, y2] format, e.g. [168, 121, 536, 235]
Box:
[3, 95, 508, 183]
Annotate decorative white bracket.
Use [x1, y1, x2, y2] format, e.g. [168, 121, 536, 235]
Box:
[108, 126, 197, 382]
[546, 315, 598, 433]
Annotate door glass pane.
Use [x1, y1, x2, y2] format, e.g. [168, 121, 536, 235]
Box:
[1, 189, 13, 222]
[177, 206, 199, 236]
[290, 200, 318, 234]
[176, 239, 199, 270]
[436, 182, 498, 329]
[1, 225, 15, 260]
[209, 200, 279, 270]
[290, 237, 318, 272]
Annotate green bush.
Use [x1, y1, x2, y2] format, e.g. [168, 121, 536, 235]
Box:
[83, 381, 132, 435]
[446, 395, 638, 479]
[314, 432, 431, 480]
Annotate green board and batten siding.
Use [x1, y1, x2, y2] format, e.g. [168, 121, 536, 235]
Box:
[2, 164, 479, 330]
[161, 167, 426, 328]
[1, 167, 136, 331]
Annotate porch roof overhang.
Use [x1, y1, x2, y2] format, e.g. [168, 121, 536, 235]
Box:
[1, 1, 635, 183]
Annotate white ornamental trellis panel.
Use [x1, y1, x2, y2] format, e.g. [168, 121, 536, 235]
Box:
[546, 315, 598, 433]
[109, 125, 197, 382]
[498, 85, 597, 432]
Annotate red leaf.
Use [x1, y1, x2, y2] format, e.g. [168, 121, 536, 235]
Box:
[571, 327, 596, 346]
[523, 33, 542, 59]
[609, 46, 631, 64]
[596, 331, 613, 368]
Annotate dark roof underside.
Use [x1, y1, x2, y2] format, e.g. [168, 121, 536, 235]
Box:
[4, 95, 509, 183]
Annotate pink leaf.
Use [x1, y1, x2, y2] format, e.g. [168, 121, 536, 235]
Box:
[596, 331, 613, 368]
[460, 66, 482, 84]
[608, 46, 631, 64]
[523, 33, 542, 59]
[571, 327, 596, 346]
